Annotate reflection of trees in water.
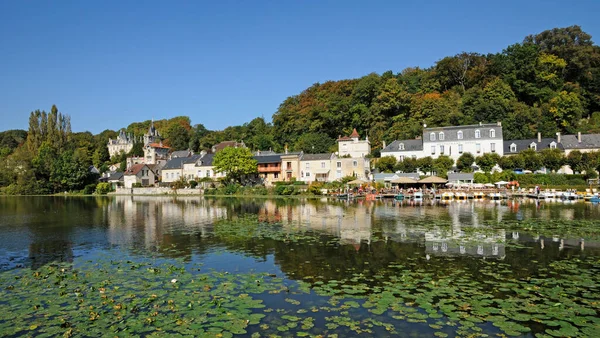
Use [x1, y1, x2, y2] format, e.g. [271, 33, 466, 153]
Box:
[4, 196, 600, 273]
[0, 197, 111, 269]
[29, 240, 73, 269]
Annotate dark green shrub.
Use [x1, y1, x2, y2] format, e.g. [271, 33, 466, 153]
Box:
[95, 182, 112, 195]
[223, 184, 239, 195]
[83, 183, 97, 195]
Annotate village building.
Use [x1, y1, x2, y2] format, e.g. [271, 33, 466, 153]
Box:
[381, 122, 504, 163]
[143, 142, 170, 165]
[503, 133, 562, 155]
[337, 128, 371, 158]
[255, 154, 283, 186]
[161, 157, 189, 183]
[123, 163, 156, 188]
[559, 132, 600, 155]
[211, 141, 245, 153]
[107, 130, 135, 158]
[380, 139, 423, 161]
[280, 153, 302, 182]
[447, 173, 475, 185]
[190, 153, 225, 180]
[299, 153, 334, 183]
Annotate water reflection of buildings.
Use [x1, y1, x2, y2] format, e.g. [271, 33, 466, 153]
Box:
[376, 201, 507, 259]
[107, 196, 227, 250]
[104, 197, 599, 259]
[259, 200, 372, 248]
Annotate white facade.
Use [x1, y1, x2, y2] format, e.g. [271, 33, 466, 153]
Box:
[337, 128, 371, 158]
[381, 123, 504, 164]
[107, 130, 134, 158]
[422, 123, 504, 162]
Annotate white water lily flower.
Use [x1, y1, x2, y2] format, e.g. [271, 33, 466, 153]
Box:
[171, 279, 177, 283]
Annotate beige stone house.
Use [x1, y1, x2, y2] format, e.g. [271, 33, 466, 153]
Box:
[337, 128, 371, 158]
[123, 164, 156, 188]
[280, 153, 302, 182]
[299, 153, 334, 183]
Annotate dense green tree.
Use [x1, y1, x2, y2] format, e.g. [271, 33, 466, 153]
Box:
[294, 133, 334, 154]
[165, 124, 191, 151]
[395, 157, 418, 173]
[0, 130, 27, 153]
[461, 78, 517, 123]
[374, 156, 397, 173]
[498, 155, 515, 171]
[436, 52, 487, 91]
[566, 150, 584, 173]
[417, 157, 434, 174]
[433, 155, 454, 177]
[189, 124, 210, 152]
[50, 149, 93, 192]
[545, 91, 585, 133]
[128, 142, 144, 157]
[476, 153, 498, 173]
[521, 149, 543, 171]
[213, 147, 258, 183]
[456, 152, 475, 172]
[539, 148, 565, 172]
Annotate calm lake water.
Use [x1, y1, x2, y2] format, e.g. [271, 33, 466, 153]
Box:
[1, 196, 599, 337]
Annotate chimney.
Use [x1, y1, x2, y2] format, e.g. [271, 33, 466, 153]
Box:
[423, 123, 427, 128]
[382, 140, 386, 149]
[285, 145, 288, 154]
[497, 121, 502, 126]
[479, 122, 483, 126]
[556, 132, 561, 144]
[537, 132, 541, 143]
[578, 132, 582, 143]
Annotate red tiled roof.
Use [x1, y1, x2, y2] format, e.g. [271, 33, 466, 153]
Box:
[212, 141, 243, 152]
[350, 128, 360, 138]
[147, 143, 170, 149]
[124, 164, 146, 175]
[337, 136, 352, 141]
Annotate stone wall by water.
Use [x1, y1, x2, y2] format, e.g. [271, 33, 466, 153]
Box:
[112, 187, 203, 195]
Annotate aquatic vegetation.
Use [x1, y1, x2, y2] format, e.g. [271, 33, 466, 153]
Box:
[2, 198, 600, 337]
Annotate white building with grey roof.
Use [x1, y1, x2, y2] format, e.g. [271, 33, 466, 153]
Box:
[558, 132, 600, 155]
[381, 122, 504, 163]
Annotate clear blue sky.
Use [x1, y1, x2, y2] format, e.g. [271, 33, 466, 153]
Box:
[1, 0, 599, 134]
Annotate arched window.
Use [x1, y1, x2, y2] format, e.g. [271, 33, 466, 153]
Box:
[530, 142, 537, 151]
[475, 129, 481, 138]
[430, 132, 436, 141]
[510, 143, 517, 152]
[399, 143, 405, 150]
[457, 130, 463, 140]
[439, 132, 445, 141]
[490, 129, 496, 138]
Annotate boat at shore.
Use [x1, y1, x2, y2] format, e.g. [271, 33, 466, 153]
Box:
[488, 192, 502, 200]
[441, 192, 454, 200]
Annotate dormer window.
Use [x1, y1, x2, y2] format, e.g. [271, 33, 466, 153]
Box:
[530, 142, 537, 151]
[457, 130, 463, 140]
[490, 129, 496, 138]
[510, 143, 517, 152]
[475, 130, 481, 139]
[399, 143, 405, 150]
[430, 132, 436, 141]
[550, 142, 556, 149]
[439, 132, 445, 141]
